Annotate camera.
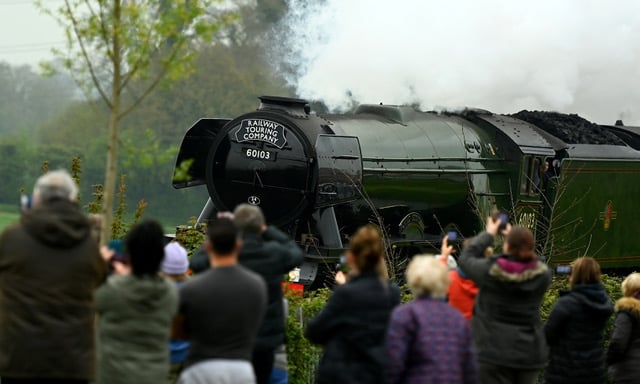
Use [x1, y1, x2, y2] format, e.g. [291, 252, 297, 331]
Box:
[555, 265, 572, 275]
[335, 254, 349, 273]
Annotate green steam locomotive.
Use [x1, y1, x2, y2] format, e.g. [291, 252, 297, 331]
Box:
[173, 96, 640, 287]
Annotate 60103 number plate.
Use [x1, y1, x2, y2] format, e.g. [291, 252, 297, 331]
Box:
[243, 148, 276, 162]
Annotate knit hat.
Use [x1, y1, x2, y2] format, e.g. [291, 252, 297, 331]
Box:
[162, 242, 189, 275]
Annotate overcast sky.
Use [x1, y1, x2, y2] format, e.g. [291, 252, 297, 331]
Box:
[0, 0, 65, 67]
[277, 0, 640, 125]
[3, 0, 640, 125]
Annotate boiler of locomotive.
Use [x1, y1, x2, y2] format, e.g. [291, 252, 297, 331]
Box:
[172, 96, 363, 226]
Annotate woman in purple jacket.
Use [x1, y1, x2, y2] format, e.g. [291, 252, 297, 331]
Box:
[385, 255, 477, 384]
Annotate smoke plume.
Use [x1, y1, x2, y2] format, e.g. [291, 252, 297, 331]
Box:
[274, 0, 640, 125]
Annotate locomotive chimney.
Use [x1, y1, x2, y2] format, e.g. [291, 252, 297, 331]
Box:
[258, 95, 310, 116]
[615, 119, 624, 126]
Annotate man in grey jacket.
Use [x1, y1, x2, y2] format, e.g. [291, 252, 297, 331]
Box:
[175, 218, 267, 383]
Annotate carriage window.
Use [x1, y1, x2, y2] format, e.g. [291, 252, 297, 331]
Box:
[521, 156, 544, 195]
[521, 156, 532, 194]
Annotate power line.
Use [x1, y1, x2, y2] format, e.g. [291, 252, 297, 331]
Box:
[0, 41, 65, 54]
[0, 0, 64, 6]
[0, 41, 65, 48]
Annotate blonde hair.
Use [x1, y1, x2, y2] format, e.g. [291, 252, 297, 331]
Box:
[406, 255, 450, 299]
[621, 272, 640, 297]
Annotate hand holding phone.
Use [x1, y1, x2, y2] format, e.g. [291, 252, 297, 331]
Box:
[441, 233, 455, 259]
[498, 213, 509, 231]
[106, 239, 126, 263]
[487, 212, 510, 236]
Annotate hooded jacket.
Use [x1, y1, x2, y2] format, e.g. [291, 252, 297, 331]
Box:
[96, 274, 178, 384]
[0, 199, 106, 380]
[607, 296, 640, 384]
[458, 232, 552, 369]
[544, 283, 613, 384]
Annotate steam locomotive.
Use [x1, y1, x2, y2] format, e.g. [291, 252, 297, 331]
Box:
[173, 96, 640, 287]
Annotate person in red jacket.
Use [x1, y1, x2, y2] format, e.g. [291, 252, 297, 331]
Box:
[440, 236, 486, 320]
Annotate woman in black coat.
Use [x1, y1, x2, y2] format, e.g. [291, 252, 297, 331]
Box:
[607, 272, 640, 384]
[544, 257, 613, 384]
[305, 225, 400, 384]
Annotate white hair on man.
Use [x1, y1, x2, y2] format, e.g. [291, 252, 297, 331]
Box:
[33, 169, 78, 206]
[406, 255, 450, 299]
[233, 204, 265, 234]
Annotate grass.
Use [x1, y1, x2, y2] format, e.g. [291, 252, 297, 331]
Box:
[0, 203, 20, 232]
[0, 211, 19, 232]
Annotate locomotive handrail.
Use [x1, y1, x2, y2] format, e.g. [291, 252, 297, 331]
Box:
[474, 192, 510, 197]
[363, 168, 505, 174]
[362, 156, 503, 162]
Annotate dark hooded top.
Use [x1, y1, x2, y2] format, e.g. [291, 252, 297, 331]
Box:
[0, 199, 106, 380]
[237, 226, 304, 351]
[607, 296, 640, 384]
[458, 232, 552, 369]
[544, 283, 613, 383]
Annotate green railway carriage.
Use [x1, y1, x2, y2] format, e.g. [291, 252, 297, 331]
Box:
[173, 96, 640, 287]
[550, 147, 640, 268]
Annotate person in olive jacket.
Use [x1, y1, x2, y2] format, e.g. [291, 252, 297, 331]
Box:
[544, 257, 613, 384]
[457, 216, 552, 384]
[607, 272, 640, 384]
[95, 220, 178, 384]
[0, 170, 107, 383]
[305, 225, 400, 384]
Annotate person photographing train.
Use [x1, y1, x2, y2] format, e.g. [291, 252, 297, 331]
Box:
[457, 215, 551, 384]
[305, 225, 400, 384]
[230, 204, 304, 384]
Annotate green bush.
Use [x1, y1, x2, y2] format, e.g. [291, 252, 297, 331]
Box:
[284, 274, 627, 384]
[285, 288, 331, 384]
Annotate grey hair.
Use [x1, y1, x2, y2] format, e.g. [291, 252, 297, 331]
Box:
[233, 204, 265, 234]
[33, 169, 78, 205]
[406, 255, 450, 299]
[622, 272, 640, 297]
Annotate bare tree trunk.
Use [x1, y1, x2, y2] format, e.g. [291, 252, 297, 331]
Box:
[100, 0, 122, 245]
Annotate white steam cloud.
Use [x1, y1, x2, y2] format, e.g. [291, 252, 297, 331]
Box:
[275, 0, 640, 125]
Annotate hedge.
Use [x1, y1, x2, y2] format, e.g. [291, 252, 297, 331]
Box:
[286, 274, 626, 384]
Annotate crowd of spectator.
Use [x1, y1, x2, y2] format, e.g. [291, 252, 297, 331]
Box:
[0, 169, 638, 384]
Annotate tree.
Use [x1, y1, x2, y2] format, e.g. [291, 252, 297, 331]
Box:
[37, 0, 236, 243]
[0, 62, 75, 137]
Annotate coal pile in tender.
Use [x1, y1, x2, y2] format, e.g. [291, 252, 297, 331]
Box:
[512, 110, 625, 145]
